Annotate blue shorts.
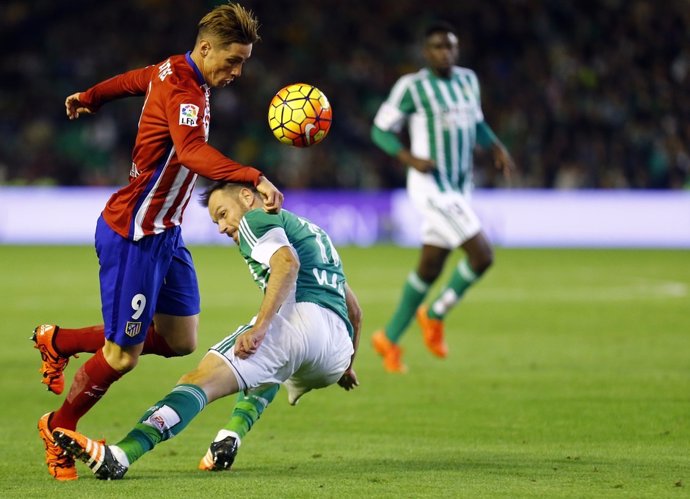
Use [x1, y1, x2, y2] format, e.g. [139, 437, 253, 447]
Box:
[95, 215, 200, 347]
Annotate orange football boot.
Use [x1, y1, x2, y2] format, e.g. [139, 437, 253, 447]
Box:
[372, 330, 407, 373]
[38, 412, 77, 481]
[32, 324, 71, 394]
[416, 305, 448, 358]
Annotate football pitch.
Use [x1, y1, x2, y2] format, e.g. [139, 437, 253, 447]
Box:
[1, 245, 688, 498]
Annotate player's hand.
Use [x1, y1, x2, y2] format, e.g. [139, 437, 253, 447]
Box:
[492, 143, 516, 181]
[256, 176, 284, 214]
[234, 327, 266, 359]
[65, 92, 94, 120]
[337, 367, 359, 391]
[409, 157, 436, 173]
[398, 150, 435, 173]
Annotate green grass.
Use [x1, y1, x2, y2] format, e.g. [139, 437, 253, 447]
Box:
[1, 245, 689, 498]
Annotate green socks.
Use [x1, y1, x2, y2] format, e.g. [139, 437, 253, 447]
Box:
[385, 272, 430, 343]
[115, 384, 208, 465]
[224, 384, 279, 439]
[428, 259, 478, 320]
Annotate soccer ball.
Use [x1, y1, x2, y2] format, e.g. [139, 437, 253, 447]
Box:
[267, 83, 332, 147]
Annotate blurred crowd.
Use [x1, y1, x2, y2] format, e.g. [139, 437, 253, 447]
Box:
[2, 0, 688, 189]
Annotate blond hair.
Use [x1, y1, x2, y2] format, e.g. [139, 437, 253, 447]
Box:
[197, 2, 260, 47]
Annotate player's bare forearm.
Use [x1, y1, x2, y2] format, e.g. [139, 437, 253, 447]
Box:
[344, 284, 362, 363]
[397, 148, 436, 173]
[337, 284, 361, 391]
[234, 246, 299, 359]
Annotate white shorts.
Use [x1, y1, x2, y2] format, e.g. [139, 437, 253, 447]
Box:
[209, 301, 353, 405]
[407, 170, 482, 249]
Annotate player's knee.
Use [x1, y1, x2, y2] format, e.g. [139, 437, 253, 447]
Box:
[102, 346, 140, 373]
[177, 359, 236, 402]
[417, 262, 443, 283]
[113, 356, 139, 373]
[153, 314, 199, 356]
[178, 368, 202, 385]
[168, 335, 197, 356]
[472, 248, 494, 275]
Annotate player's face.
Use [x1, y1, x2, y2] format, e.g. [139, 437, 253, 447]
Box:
[424, 32, 459, 76]
[201, 41, 253, 88]
[208, 188, 248, 244]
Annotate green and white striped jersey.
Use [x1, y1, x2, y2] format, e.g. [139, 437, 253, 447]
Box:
[237, 208, 353, 338]
[374, 66, 485, 193]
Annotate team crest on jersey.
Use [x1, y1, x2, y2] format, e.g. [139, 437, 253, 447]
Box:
[125, 321, 142, 337]
[179, 103, 199, 127]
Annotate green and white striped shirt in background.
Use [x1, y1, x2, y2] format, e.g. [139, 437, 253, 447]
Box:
[374, 66, 485, 193]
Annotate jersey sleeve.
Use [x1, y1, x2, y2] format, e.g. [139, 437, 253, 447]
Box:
[79, 66, 156, 111]
[373, 75, 416, 133]
[164, 78, 262, 185]
[240, 210, 291, 266]
[476, 121, 499, 147]
[371, 124, 403, 156]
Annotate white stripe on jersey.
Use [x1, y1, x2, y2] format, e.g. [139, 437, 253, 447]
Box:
[451, 77, 473, 183]
[435, 81, 461, 186]
[456, 76, 474, 181]
[388, 73, 416, 108]
[169, 171, 198, 226]
[407, 78, 431, 162]
[455, 68, 484, 122]
[239, 217, 258, 248]
[152, 166, 188, 232]
[420, 78, 452, 191]
[450, 76, 474, 174]
[133, 146, 175, 241]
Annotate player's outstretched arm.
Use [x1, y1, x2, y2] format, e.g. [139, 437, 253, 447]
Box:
[234, 246, 299, 359]
[65, 92, 94, 120]
[338, 283, 361, 391]
[477, 120, 515, 180]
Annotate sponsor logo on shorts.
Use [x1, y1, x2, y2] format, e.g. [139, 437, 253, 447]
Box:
[125, 321, 142, 337]
[179, 103, 199, 126]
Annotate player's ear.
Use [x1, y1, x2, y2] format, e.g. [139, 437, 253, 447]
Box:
[198, 39, 211, 57]
[238, 187, 255, 208]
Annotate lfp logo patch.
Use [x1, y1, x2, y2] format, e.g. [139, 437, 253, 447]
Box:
[179, 103, 199, 127]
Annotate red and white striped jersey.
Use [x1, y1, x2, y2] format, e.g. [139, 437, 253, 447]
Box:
[79, 53, 262, 240]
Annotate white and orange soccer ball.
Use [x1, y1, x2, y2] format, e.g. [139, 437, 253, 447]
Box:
[267, 83, 332, 147]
